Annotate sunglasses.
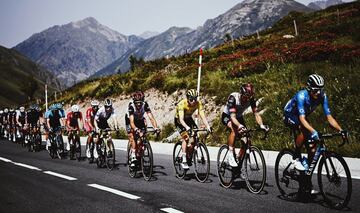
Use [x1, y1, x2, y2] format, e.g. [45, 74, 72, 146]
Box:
[310, 88, 323, 95]
[134, 101, 143, 107]
[188, 97, 197, 102]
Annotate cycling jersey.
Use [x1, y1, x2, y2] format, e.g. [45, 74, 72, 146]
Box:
[84, 107, 97, 132]
[95, 106, 116, 129]
[45, 109, 65, 128]
[66, 111, 83, 129]
[175, 98, 204, 120]
[26, 109, 41, 126]
[284, 89, 331, 127]
[16, 111, 27, 125]
[223, 92, 257, 117]
[8, 112, 16, 125]
[125, 101, 151, 133]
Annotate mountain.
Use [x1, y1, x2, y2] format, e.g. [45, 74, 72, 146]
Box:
[308, 0, 343, 10]
[93, 0, 312, 77]
[139, 31, 160, 39]
[0, 45, 60, 106]
[14, 17, 143, 87]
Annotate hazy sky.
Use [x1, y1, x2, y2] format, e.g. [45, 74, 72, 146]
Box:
[0, 0, 351, 48]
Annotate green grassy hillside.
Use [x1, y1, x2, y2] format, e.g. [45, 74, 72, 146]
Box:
[0, 46, 60, 107]
[59, 2, 360, 157]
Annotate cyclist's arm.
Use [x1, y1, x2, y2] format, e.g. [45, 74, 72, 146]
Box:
[327, 115, 342, 131]
[254, 112, 264, 126]
[147, 112, 158, 129]
[128, 114, 136, 131]
[16, 113, 21, 126]
[178, 110, 190, 130]
[199, 109, 210, 129]
[299, 115, 315, 133]
[230, 113, 242, 128]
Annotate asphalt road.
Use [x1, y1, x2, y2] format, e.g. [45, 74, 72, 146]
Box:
[0, 139, 359, 213]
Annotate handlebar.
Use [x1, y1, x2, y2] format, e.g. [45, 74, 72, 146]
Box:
[320, 132, 349, 147]
[242, 128, 269, 140]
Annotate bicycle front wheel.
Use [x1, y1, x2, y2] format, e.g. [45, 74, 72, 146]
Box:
[274, 149, 299, 201]
[318, 151, 352, 210]
[217, 144, 234, 188]
[141, 142, 154, 181]
[173, 141, 186, 179]
[127, 141, 137, 178]
[106, 140, 116, 170]
[193, 142, 210, 183]
[75, 137, 81, 161]
[244, 146, 266, 194]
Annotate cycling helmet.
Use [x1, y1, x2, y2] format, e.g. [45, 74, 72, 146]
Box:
[132, 91, 145, 102]
[4, 108, 8, 113]
[240, 83, 255, 98]
[91, 100, 99, 107]
[19, 106, 25, 112]
[307, 74, 324, 90]
[104, 98, 112, 107]
[55, 103, 63, 110]
[9, 108, 14, 112]
[186, 89, 198, 101]
[0, 110, 3, 114]
[71, 105, 79, 112]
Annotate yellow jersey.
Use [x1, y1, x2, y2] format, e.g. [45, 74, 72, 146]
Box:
[175, 98, 205, 119]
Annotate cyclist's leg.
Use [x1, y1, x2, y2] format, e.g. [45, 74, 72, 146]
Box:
[175, 118, 190, 167]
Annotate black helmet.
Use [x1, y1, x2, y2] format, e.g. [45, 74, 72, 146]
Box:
[132, 91, 145, 102]
[240, 83, 255, 98]
[186, 89, 198, 101]
[307, 74, 324, 90]
[104, 98, 112, 107]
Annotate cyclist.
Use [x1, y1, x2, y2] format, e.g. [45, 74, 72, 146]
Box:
[125, 91, 160, 167]
[84, 100, 100, 162]
[8, 108, 16, 142]
[2, 108, 9, 139]
[222, 83, 269, 167]
[66, 104, 84, 155]
[16, 106, 27, 143]
[94, 99, 119, 158]
[284, 74, 346, 171]
[175, 89, 212, 169]
[45, 103, 66, 152]
[27, 105, 42, 129]
[0, 109, 4, 138]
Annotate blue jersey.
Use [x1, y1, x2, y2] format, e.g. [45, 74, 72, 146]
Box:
[45, 109, 65, 128]
[284, 89, 331, 117]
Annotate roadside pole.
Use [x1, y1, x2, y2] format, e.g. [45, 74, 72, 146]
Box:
[195, 48, 203, 126]
[45, 84, 48, 111]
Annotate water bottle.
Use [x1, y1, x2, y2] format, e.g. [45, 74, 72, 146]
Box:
[301, 156, 309, 171]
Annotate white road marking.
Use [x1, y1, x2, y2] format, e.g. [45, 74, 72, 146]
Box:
[43, 171, 77, 181]
[313, 171, 360, 180]
[0, 157, 12, 162]
[88, 183, 140, 200]
[115, 148, 127, 151]
[13, 162, 42, 171]
[160, 208, 184, 213]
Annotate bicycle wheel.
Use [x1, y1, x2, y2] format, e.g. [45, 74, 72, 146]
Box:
[106, 140, 116, 170]
[49, 141, 56, 159]
[141, 142, 154, 181]
[173, 141, 186, 179]
[318, 151, 352, 210]
[96, 142, 105, 168]
[274, 149, 299, 201]
[75, 137, 81, 161]
[194, 142, 210, 183]
[217, 144, 234, 188]
[244, 145, 266, 194]
[34, 134, 42, 152]
[127, 141, 137, 178]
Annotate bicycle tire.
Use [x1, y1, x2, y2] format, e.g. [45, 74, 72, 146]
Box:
[142, 142, 154, 181]
[274, 148, 298, 201]
[194, 142, 210, 183]
[318, 151, 352, 210]
[217, 144, 234, 188]
[96, 142, 105, 168]
[75, 136, 81, 161]
[173, 141, 186, 179]
[244, 145, 266, 194]
[34, 134, 42, 152]
[127, 141, 137, 178]
[106, 140, 116, 170]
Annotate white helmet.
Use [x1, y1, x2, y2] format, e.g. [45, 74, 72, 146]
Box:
[91, 100, 99, 107]
[20, 106, 25, 112]
[4, 108, 8, 113]
[71, 105, 79, 112]
[0, 110, 3, 114]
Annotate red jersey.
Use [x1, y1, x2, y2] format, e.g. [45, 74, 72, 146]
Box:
[84, 107, 96, 132]
[66, 111, 83, 128]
